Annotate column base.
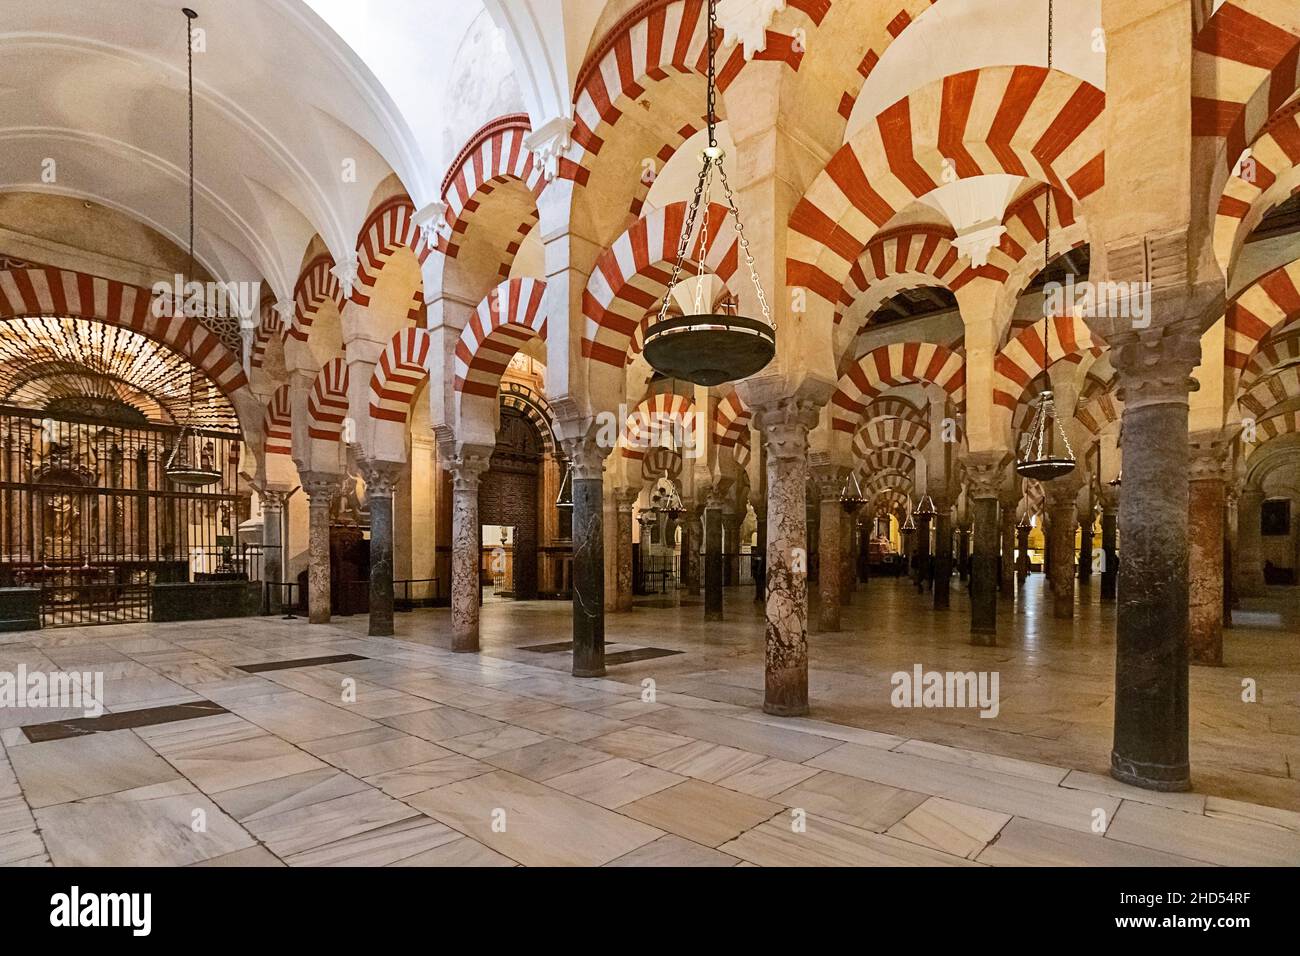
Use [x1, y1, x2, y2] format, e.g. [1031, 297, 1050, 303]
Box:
[762, 701, 810, 717]
[1190, 654, 1224, 667]
[1110, 753, 1191, 792]
[704, 611, 724, 622]
[572, 665, 606, 679]
[451, 640, 479, 654]
[368, 624, 394, 638]
[969, 628, 996, 647]
[308, 612, 330, 625]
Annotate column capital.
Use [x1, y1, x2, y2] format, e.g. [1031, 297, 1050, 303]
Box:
[614, 486, 639, 512]
[810, 463, 849, 502]
[560, 431, 611, 480]
[1110, 323, 1201, 411]
[358, 458, 403, 497]
[752, 396, 820, 462]
[1188, 430, 1234, 484]
[299, 471, 342, 504]
[260, 487, 292, 511]
[443, 445, 493, 493]
[963, 451, 1009, 499]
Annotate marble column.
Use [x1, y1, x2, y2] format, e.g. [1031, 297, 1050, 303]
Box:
[754, 397, 819, 716]
[1236, 487, 1266, 597]
[722, 512, 742, 587]
[1188, 435, 1230, 666]
[682, 506, 702, 594]
[1224, 488, 1238, 619]
[300, 473, 340, 624]
[998, 494, 1018, 597]
[260, 488, 288, 615]
[1109, 329, 1199, 792]
[614, 488, 637, 612]
[933, 501, 952, 609]
[813, 473, 843, 632]
[752, 505, 767, 603]
[1100, 493, 1118, 601]
[704, 490, 724, 621]
[1016, 521, 1031, 580]
[966, 458, 1003, 645]
[561, 433, 609, 678]
[839, 510, 856, 604]
[957, 525, 971, 582]
[448, 455, 489, 652]
[1078, 508, 1094, 584]
[1045, 484, 1078, 619]
[360, 460, 401, 637]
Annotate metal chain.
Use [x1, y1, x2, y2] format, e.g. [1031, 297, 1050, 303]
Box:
[655, 155, 710, 325]
[1042, 0, 1054, 366]
[717, 161, 772, 326]
[706, 0, 717, 148]
[694, 164, 713, 314]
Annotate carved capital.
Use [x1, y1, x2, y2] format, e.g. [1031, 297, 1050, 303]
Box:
[753, 397, 819, 463]
[614, 487, 639, 513]
[1110, 323, 1201, 411]
[963, 451, 1008, 499]
[299, 471, 342, 506]
[358, 458, 403, 497]
[1188, 431, 1233, 484]
[330, 252, 360, 299]
[560, 432, 611, 480]
[260, 488, 291, 512]
[523, 116, 575, 183]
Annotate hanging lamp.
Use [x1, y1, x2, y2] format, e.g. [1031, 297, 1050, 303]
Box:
[900, 506, 917, 533]
[1014, 0, 1076, 485]
[641, 0, 776, 387]
[555, 461, 574, 510]
[165, 7, 223, 489]
[839, 471, 868, 514]
[914, 495, 937, 519]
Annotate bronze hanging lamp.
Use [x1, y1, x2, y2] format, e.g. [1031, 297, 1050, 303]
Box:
[555, 461, 574, 511]
[641, 0, 776, 386]
[165, 7, 223, 490]
[1014, 0, 1075, 485]
[839, 470, 868, 514]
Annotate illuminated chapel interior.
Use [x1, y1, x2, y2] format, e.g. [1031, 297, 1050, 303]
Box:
[0, 0, 1298, 868]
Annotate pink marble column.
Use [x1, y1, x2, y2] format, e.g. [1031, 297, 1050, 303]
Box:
[998, 491, 1018, 597]
[614, 488, 637, 612]
[299, 472, 341, 624]
[839, 510, 856, 605]
[1188, 434, 1231, 666]
[754, 397, 819, 717]
[448, 453, 490, 653]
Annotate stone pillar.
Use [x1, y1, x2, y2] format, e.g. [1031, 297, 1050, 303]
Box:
[753, 504, 767, 603]
[614, 488, 637, 612]
[1016, 521, 1031, 580]
[998, 493, 1018, 597]
[754, 398, 818, 716]
[1110, 330, 1199, 792]
[360, 460, 401, 637]
[1078, 508, 1094, 584]
[839, 510, 856, 604]
[1100, 492, 1119, 601]
[1045, 483, 1078, 619]
[260, 488, 288, 614]
[682, 506, 702, 594]
[1224, 487, 1238, 619]
[1236, 487, 1265, 597]
[704, 490, 724, 621]
[300, 473, 340, 624]
[965, 457, 1003, 645]
[933, 501, 953, 609]
[1188, 435, 1231, 666]
[448, 455, 489, 652]
[812, 472, 843, 632]
[722, 512, 742, 587]
[561, 433, 609, 678]
[914, 512, 933, 590]
[957, 525, 971, 582]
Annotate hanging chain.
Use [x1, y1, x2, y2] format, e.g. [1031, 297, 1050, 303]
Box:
[1042, 0, 1054, 367]
[718, 160, 772, 326]
[706, 0, 718, 148]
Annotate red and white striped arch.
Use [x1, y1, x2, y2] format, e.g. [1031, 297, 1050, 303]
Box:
[569, 0, 816, 177]
[1254, 408, 1300, 442]
[1074, 389, 1122, 436]
[1240, 325, 1300, 394]
[289, 254, 347, 344]
[439, 115, 547, 257]
[831, 342, 966, 433]
[0, 265, 248, 397]
[1225, 258, 1300, 377]
[713, 387, 751, 448]
[831, 0, 937, 123]
[993, 315, 1105, 412]
[308, 357, 350, 443]
[582, 201, 739, 369]
[835, 226, 966, 327]
[852, 416, 931, 460]
[629, 117, 706, 217]
[352, 196, 430, 320]
[870, 487, 913, 517]
[454, 278, 548, 399]
[1238, 364, 1300, 418]
[860, 446, 916, 476]
[368, 327, 431, 424]
[264, 385, 292, 457]
[250, 299, 282, 370]
[1191, 2, 1300, 193]
[985, 187, 1087, 293]
[1213, 105, 1300, 273]
[860, 395, 927, 428]
[789, 67, 1105, 306]
[621, 391, 698, 461]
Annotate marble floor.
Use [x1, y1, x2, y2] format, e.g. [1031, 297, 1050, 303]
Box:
[0, 575, 1297, 867]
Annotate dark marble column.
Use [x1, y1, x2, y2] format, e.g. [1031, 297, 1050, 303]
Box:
[1188, 434, 1231, 666]
[1045, 483, 1079, 620]
[260, 488, 288, 614]
[300, 473, 340, 624]
[360, 461, 401, 637]
[754, 397, 819, 716]
[752, 505, 767, 603]
[1016, 521, 1031, 581]
[915, 512, 933, 591]
[839, 510, 857, 603]
[447, 453, 489, 652]
[1109, 330, 1198, 792]
[933, 501, 952, 610]
[614, 488, 637, 613]
[965, 456, 1003, 645]
[957, 526, 971, 582]
[704, 491, 724, 621]
[1077, 508, 1094, 584]
[812, 472, 843, 632]
[682, 506, 702, 594]
[998, 493, 1018, 597]
[1100, 493, 1118, 601]
[561, 433, 609, 678]
[722, 512, 741, 587]
[1236, 487, 1265, 597]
